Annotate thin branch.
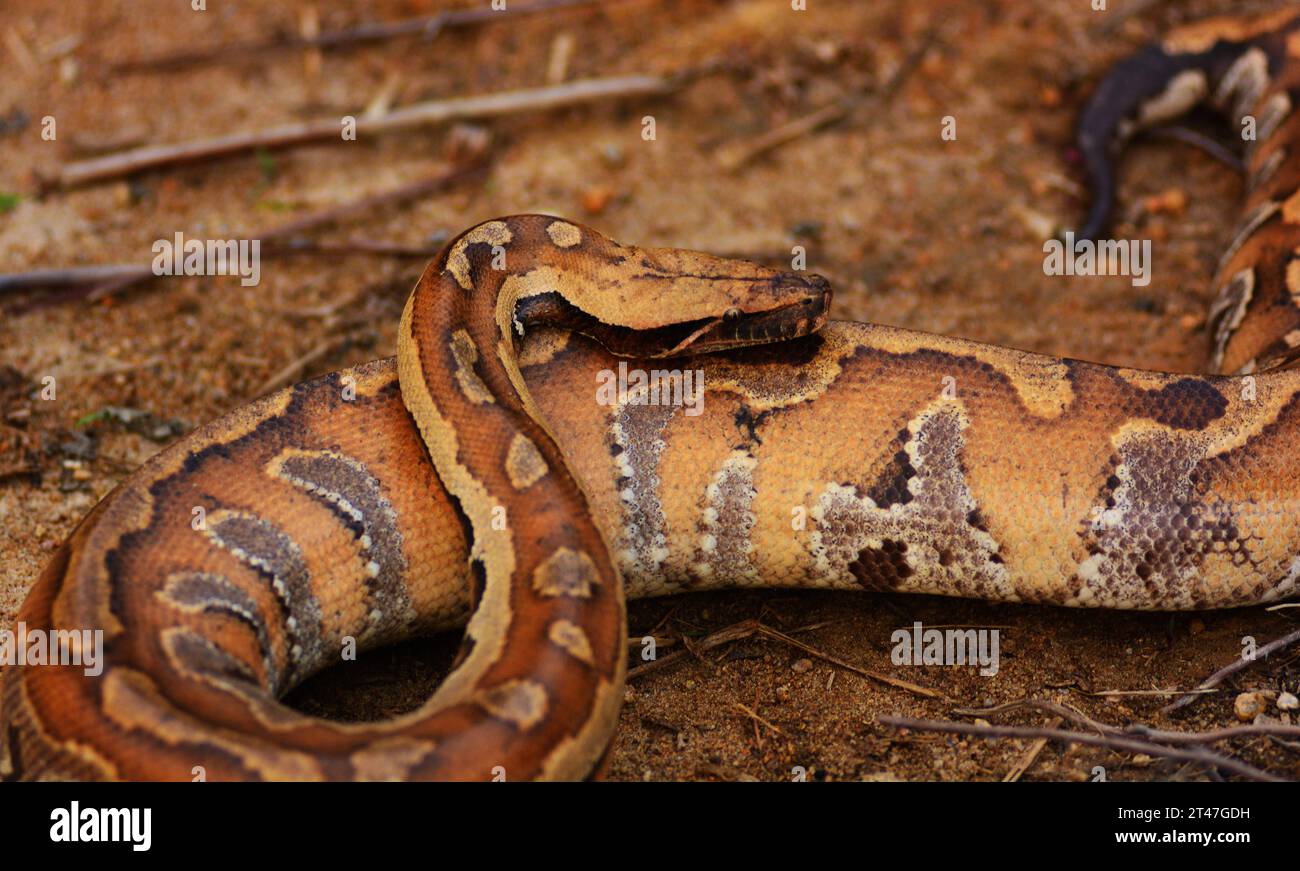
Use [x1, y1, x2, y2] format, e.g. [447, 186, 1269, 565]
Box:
[732, 702, 785, 738]
[110, 0, 627, 74]
[753, 621, 948, 701]
[3, 159, 484, 310]
[957, 697, 1300, 744]
[1161, 624, 1300, 715]
[253, 335, 352, 397]
[1003, 716, 1062, 782]
[0, 265, 152, 293]
[878, 715, 1286, 783]
[51, 76, 671, 189]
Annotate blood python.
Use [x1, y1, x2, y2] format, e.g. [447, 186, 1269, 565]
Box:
[6, 8, 1300, 781]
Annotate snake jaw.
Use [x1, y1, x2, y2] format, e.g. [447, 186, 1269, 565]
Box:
[672, 280, 833, 355]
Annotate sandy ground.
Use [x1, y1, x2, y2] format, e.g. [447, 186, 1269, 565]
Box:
[1, 0, 1298, 781]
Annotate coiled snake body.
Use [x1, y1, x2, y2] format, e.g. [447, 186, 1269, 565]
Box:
[6, 9, 1300, 781]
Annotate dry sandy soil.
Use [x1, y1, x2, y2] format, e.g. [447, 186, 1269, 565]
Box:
[1, 0, 1298, 781]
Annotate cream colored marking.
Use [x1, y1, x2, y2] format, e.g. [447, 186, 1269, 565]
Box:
[398, 294, 519, 712]
[1284, 188, 1300, 224]
[1289, 258, 1300, 307]
[548, 619, 595, 665]
[450, 329, 496, 405]
[351, 738, 437, 781]
[532, 547, 601, 598]
[102, 668, 325, 780]
[693, 450, 759, 582]
[1209, 268, 1256, 371]
[546, 220, 583, 248]
[610, 395, 674, 578]
[517, 327, 572, 367]
[1138, 70, 1209, 126]
[1216, 47, 1270, 120]
[476, 679, 548, 729]
[1254, 92, 1293, 148]
[445, 220, 513, 290]
[1286, 329, 1300, 347]
[505, 432, 549, 489]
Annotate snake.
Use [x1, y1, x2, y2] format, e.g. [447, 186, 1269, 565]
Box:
[6, 7, 1300, 781]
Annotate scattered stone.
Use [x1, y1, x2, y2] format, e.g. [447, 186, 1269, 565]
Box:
[580, 186, 614, 215]
[791, 658, 813, 674]
[1277, 692, 1298, 712]
[1234, 691, 1266, 722]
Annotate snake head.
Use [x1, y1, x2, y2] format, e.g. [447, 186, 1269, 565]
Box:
[502, 220, 834, 359]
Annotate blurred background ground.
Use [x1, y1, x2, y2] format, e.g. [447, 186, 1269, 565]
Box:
[1, 0, 1297, 781]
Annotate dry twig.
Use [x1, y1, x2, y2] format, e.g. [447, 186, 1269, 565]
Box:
[110, 0, 627, 73]
[879, 715, 1285, 782]
[1161, 624, 1300, 715]
[3, 159, 484, 310]
[52, 76, 670, 189]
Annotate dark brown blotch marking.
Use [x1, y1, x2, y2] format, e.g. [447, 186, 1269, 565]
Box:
[848, 539, 913, 590]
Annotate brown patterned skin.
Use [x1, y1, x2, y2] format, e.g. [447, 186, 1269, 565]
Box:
[7, 9, 1300, 781]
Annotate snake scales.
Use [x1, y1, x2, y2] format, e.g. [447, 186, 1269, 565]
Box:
[6, 9, 1300, 781]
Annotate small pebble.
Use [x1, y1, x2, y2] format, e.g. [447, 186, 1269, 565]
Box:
[1234, 691, 1265, 722]
[791, 658, 813, 674]
[580, 186, 614, 215]
[1277, 692, 1299, 712]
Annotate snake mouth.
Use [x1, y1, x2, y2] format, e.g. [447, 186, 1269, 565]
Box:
[663, 283, 832, 356]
